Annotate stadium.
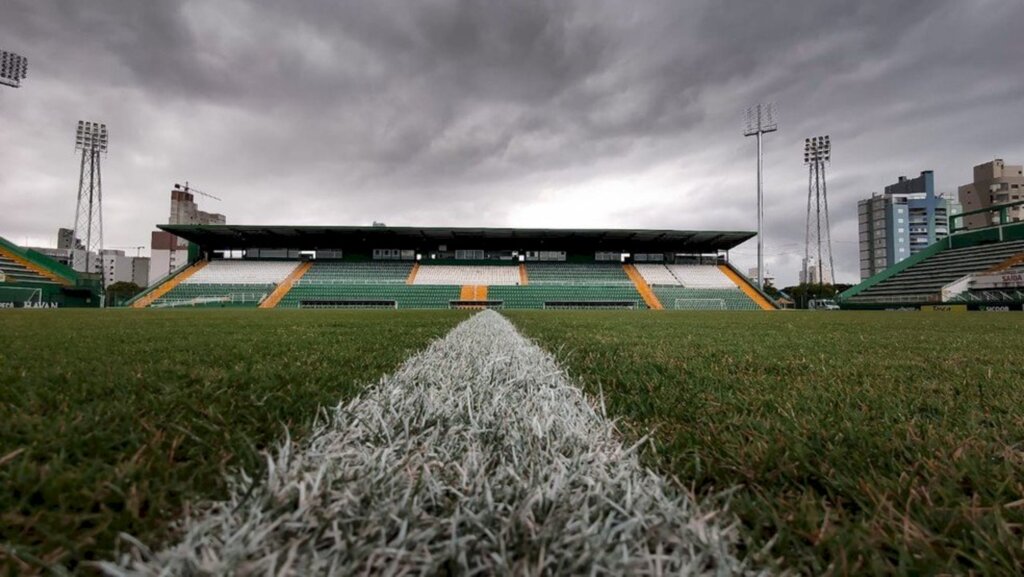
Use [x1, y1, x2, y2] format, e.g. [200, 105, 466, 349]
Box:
[3, 210, 1024, 575]
[4, 3, 1024, 575]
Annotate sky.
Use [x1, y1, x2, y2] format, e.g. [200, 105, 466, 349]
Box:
[2, 0, 1022, 286]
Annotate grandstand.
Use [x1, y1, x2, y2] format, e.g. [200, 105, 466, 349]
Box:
[126, 225, 776, 310]
[840, 216, 1024, 310]
[0, 235, 102, 308]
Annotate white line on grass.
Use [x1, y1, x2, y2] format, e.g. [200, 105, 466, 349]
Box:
[102, 310, 763, 576]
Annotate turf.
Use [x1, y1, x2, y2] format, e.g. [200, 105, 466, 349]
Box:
[0, 309, 469, 574]
[506, 310, 1024, 576]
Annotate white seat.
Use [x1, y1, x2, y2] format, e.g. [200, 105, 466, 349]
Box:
[413, 265, 520, 286]
[635, 264, 681, 286]
[665, 265, 735, 288]
[184, 260, 300, 285]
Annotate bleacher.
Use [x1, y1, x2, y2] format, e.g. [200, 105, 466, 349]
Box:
[153, 260, 299, 308]
[277, 261, 463, 309]
[488, 285, 644, 309]
[0, 254, 58, 285]
[413, 265, 519, 286]
[652, 287, 759, 310]
[635, 263, 759, 310]
[846, 240, 1024, 304]
[527, 263, 632, 285]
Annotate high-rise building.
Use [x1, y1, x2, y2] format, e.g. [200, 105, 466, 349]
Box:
[148, 188, 225, 286]
[858, 171, 961, 280]
[957, 159, 1024, 230]
[799, 256, 830, 285]
[100, 249, 150, 287]
[169, 188, 225, 226]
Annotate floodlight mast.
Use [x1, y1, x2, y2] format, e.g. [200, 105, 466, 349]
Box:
[802, 135, 834, 289]
[72, 121, 109, 283]
[0, 50, 29, 88]
[743, 103, 778, 290]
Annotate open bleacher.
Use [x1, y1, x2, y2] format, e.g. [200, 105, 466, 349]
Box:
[151, 260, 299, 308]
[844, 240, 1024, 305]
[1, 235, 100, 308]
[278, 261, 463, 309]
[634, 263, 761, 310]
[413, 264, 520, 286]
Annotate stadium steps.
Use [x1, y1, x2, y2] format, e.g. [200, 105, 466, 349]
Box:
[406, 263, 420, 285]
[718, 265, 776, 310]
[984, 251, 1024, 273]
[850, 241, 1024, 301]
[519, 263, 529, 285]
[133, 261, 208, 308]
[455, 285, 489, 308]
[623, 264, 663, 310]
[0, 247, 69, 285]
[259, 261, 312, 309]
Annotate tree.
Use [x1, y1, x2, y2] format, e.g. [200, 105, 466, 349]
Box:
[106, 281, 143, 306]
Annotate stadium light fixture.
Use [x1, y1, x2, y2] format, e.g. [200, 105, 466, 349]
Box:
[75, 121, 109, 152]
[743, 103, 778, 291]
[0, 50, 28, 88]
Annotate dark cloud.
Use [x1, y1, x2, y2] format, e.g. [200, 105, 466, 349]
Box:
[2, 0, 1022, 285]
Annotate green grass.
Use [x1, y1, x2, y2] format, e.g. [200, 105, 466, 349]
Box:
[506, 310, 1024, 576]
[0, 309, 469, 574]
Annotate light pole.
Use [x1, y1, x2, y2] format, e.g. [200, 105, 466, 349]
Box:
[0, 50, 28, 88]
[744, 103, 778, 290]
[803, 135, 834, 288]
[73, 121, 109, 282]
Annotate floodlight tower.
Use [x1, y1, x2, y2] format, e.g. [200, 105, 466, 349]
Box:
[0, 50, 28, 88]
[803, 135, 835, 287]
[743, 103, 778, 290]
[73, 121, 109, 280]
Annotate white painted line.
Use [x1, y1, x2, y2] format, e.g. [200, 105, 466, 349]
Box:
[103, 310, 762, 575]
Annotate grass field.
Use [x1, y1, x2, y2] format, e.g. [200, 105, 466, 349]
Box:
[2, 309, 1022, 574]
[0, 309, 469, 573]
[507, 311, 1024, 575]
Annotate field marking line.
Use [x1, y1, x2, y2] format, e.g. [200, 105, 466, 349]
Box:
[103, 310, 763, 576]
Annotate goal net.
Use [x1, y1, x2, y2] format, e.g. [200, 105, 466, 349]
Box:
[673, 298, 727, 310]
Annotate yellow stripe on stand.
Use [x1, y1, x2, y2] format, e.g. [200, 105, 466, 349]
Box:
[133, 261, 208, 308]
[985, 251, 1024, 273]
[476, 285, 488, 300]
[623, 264, 663, 310]
[460, 285, 475, 300]
[406, 263, 420, 285]
[0, 246, 69, 285]
[518, 263, 529, 285]
[718, 264, 776, 310]
[260, 261, 313, 309]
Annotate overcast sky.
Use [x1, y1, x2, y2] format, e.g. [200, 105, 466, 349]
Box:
[2, 0, 1022, 285]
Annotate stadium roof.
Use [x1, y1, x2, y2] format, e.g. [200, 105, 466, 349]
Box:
[160, 225, 755, 254]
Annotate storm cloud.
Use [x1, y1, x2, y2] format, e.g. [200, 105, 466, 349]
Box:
[2, 0, 1022, 285]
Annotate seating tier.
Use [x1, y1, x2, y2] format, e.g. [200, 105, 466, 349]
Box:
[653, 287, 759, 310]
[634, 264, 680, 286]
[664, 265, 734, 288]
[851, 241, 1024, 301]
[413, 265, 519, 286]
[525, 263, 631, 285]
[487, 285, 646, 309]
[279, 284, 459, 309]
[184, 260, 299, 285]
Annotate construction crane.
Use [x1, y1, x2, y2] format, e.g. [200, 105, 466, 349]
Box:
[173, 181, 222, 202]
[110, 246, 146, 257]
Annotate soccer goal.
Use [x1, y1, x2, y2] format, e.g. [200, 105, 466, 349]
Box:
[673, 298, 727, 310]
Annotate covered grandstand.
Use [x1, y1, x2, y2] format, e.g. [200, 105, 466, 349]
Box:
[840, 211, 1024, 310]
[128, 225, 776, 310]
[0, 236, 102, 308]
